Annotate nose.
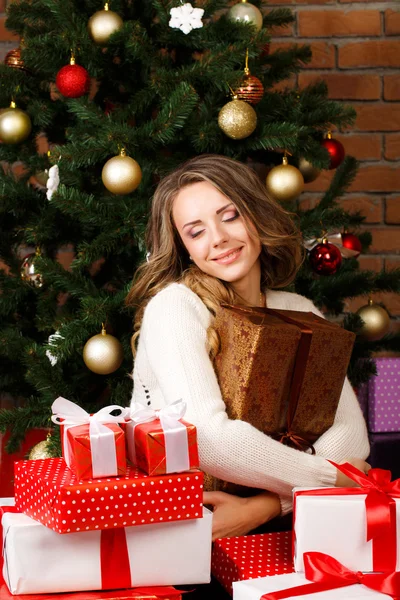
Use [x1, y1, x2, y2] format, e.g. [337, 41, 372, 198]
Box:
[211, 222, 229, 248]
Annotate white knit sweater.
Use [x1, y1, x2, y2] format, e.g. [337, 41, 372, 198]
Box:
[131, 283, 370, 514]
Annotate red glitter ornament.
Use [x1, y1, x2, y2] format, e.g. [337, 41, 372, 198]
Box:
[342, 232, 362, 257]
[309, 241, 342, 275]
[56, 55, 90, 99]
[321, 131, 345, 170]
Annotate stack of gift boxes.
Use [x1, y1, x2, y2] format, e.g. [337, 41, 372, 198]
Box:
[212, 460, 400, 600]
[1, 397, 212, 595]
[357, 357, 400, 479]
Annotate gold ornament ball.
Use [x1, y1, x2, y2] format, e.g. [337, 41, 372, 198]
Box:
[102, 153, 142, 194]
[29, 440, 52, 460]
[356, 300, 391, 342]
[0, 106, 32, 144]
[83, 330, 124, 375]
[88, 8, 123, 44]
[228, 1, 263, 31]
[298, 157, 320, 184]
[218, 98, 257, 140]
[21, 253, 44, 288]
[266, 157, 304, 202]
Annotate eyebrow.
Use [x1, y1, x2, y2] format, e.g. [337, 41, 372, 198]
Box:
[182, 203, 234, 230]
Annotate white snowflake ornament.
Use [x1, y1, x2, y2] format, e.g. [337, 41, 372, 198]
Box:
[46, 164, 60, 201]
[46, 330, 64, 366]
[169, 3, 204, 35]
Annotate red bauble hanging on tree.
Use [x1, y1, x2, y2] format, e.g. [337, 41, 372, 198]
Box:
[341, 232, 362, 258]
[233, 49, 264, 105]
[309, 240, 342, 275]
[56, 54, 90, 99]
[321, 131, 345, 170]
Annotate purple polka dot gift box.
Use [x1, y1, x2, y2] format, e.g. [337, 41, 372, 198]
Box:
[359, 357, 400, 433]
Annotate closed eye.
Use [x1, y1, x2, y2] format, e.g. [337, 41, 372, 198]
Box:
[223, 211, 240, 223]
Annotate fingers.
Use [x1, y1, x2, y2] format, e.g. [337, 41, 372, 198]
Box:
[203, 491, 227, 507]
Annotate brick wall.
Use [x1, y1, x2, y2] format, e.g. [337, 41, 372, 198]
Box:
[1, 1, 399, 328]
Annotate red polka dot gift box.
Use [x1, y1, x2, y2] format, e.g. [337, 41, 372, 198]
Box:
[211, 531, 293, 595]
[14, 458, 203, 534]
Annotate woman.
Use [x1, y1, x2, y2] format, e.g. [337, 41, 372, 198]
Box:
[126, 154, 370, 541]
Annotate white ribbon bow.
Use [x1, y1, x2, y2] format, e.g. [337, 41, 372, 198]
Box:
[127, 399, 190, 474]
[304, 232, 359, 258]
[51, 397, 128, 479]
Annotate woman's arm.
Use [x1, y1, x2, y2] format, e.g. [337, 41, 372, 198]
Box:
[138, 286, 353, 500]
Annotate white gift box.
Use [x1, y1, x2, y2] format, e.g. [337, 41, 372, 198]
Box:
[293, 488, 400, 573]
[2, 506, 212, 595]
[233, 573, 389, 600]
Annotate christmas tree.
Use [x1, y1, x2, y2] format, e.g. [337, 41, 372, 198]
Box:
[1, 0, 399, 454]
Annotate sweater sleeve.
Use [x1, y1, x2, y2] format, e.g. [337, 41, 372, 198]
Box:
[139, 286, 339, 504]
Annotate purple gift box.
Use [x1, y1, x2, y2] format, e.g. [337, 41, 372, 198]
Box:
[357, 357, 400, 433]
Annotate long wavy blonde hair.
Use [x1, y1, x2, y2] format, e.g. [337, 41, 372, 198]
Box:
[126, 154, 304, 357]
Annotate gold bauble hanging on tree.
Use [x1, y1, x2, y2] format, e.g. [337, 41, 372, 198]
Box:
[83, 325, 124, 375]
[266, 154, 304, 202]
[298, 157, 320, 184]
[228, 0, 263, 32]
[0, 101, 32, 145]
[218, 96, 257, 140]
[88, 2, 123, 44]
[21, 249, 44, 288]
[102, 148, 142, 194]
[28, 435, 53, 460]
[356, 299, 391, 342]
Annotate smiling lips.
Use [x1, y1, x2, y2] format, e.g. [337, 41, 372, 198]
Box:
[211, 247, 243, 264]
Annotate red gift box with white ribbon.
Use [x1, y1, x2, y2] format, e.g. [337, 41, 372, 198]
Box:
[14, 457, 204, 534]
[1, 504, 212, 595]
[127, 400, 199, 476]
[51, 397, 127, 480]
[211, 531, 293, 595]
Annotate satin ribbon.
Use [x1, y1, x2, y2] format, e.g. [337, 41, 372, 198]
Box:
[294, 461, 400, 572]
[0, 505, 18, 590]
[128, 400, 190, 473]
[304, 232, 360, 258]
[51, 397, 128, 479]
[260, 552, 400, 600]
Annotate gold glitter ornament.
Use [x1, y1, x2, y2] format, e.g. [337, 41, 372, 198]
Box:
[218, 96, 257, 140]
[21, 249, 44, 288]
[29, 436, 53, 460]
[298, 157, 320, 184]
[266, 154, 304, 202]
[88, 2, 123, 45]
[228, 0, 263, 32]
[83, 325, 124, 375]
[102, 148, 142, 194]
[356, 299, 391, 342]
[0, 101, 32, 145]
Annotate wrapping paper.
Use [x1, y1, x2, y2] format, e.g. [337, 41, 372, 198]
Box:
[127, 401, 199, 476]
[1, 506, 212, 594]
[14, 458, 203, 534]
[212, 532, 293, 595]
[293, 488, 400, 573]
[357, 358, 400, 433]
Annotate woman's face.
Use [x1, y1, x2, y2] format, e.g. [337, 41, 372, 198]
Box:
[172, 181, 262, 286]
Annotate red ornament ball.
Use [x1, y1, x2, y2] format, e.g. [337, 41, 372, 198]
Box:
[234, 74, 264, 105]
[321, 137, 345, 170]
[309, 242, 342, 276]
[56, 64, 90, 98]
[341, 232, 362, 258]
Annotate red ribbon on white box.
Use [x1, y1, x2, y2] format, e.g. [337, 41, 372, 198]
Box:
[51, 397, 128, 479]
[128, 400, 190, 473]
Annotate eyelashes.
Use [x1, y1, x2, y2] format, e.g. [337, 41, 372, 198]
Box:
[189, 211, 240, 239]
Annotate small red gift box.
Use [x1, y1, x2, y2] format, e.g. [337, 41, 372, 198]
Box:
[127, 401, 199, 476]
[211, 531, 294, 595]
[14, 457, 204, 534]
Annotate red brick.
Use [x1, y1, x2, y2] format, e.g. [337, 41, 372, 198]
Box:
[269, 0, 333, 3]
[298, 195, 318, 211]
[365, 228, 400, 254]
[298, 10, 380, 37]
[306, 165, 400, 194]
[357, 256, 383, 272]
[271, 41, 335, 69]
[384, 75, 400, 101]
[384, 134, 400, 161]
[272, 74, 296, 91]
[303, 169, 335, 192]
[339, 41, 400, 68]
[0, 259, 10, 274]
[385, 9, 400, 35]
[0, 0, 6, 13]
[298, 73, 380, 101]
[346, 293, 400, 317]
[339, 196, 383, 224]
[385, 196, 400, 224]
[0, 17, 18, 41]
[56, 247, 74, 271]
[385, 257, 400, 271]
[334, 134, 382, 161]
[352, 103, 400, 132]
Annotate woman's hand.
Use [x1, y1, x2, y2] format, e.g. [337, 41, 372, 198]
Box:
[335, 457, 371, 487]
[203, 490, 281, 541]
